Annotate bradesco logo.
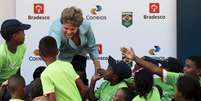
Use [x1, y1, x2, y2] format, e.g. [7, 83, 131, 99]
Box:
[149, 3, 160, 13]
[87, 43, 108, 60]
[86, 5, 107, 20]
[144, 2, 166, 19]
[34, 3, 44, 14]
[28, 3, 50, 20]
[96, 44, 103, 54]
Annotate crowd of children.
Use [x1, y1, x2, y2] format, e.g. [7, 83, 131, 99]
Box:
[0, 6, 201, 101]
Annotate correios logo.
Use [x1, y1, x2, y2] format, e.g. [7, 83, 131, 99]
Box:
[86, 5, 107, 20]
[33, 49, 40, 56]
[149, 3, 160, 13]
[29, 49, 42, 61]
[149, 46, 161, 55]
[34, 3, 44, 14]
[90, 5, 102, 15]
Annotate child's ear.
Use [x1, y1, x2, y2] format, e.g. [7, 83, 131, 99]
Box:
[12, 33, 18, 40]
[113, 74, 119, 81]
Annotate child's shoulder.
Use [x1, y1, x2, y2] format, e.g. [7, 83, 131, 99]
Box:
[0, 42, 7, 57]
[99, 81, 110, 87]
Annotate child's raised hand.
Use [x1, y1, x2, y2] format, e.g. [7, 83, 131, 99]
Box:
[91, 72, 104, 82]
[120, 47, 135, 60]
[1, 80, 8, 87]
[97, 68, 106, 75]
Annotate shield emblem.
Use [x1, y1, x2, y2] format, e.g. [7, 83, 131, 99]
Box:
[122, 12, 133, 28]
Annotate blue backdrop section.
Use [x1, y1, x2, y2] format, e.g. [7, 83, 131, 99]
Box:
[177, 0, 201, 62]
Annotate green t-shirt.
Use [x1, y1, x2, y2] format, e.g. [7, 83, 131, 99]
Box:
[0, 42, 26, 84]
[162, 71, 185, 101]
[162, 70, 201, 101]
[132, 87, 161, 101]
[41, 60, 82, 101]
[164, 71, 183, 86]
[154, 77, 175, 101]
[165, 70, 201, 84]
[95, 81, 127, 101]
[9, 99, 24, 101]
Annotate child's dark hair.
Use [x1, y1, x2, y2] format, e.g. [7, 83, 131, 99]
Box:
[29, 78, 43, 99]
[134, 68, 153, 98]
[118, 87, 136, 101]
[8, 75, 25, 94]
[71, 55, 88, 85]
[33, 66, 46, 80]
[187, 56, 201, 69]
[176, 75, 200, 101]
[71, 55, 87, 71]
[160, 57, 184, 73]
[39, 36, 58, 57]
[155, 85, 163, 98]
[0, 31, 13, 41]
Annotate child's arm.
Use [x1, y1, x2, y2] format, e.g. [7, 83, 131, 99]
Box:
[46, 93, 56, 101]
[88, 73, 103, 101]
[121, 47, 163, 76]
[32, 96, 48, 101]
[0, 84, 7, 99]
[75, 77, 89, 99]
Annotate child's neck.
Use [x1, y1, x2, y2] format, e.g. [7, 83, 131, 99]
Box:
[110, 80, 121, 85]
[6, 41, 18, 53]
[45, 57, 57, 65]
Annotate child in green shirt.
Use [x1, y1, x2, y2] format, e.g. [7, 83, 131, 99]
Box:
[39, 36, 88, 101]
[132, 68, 161, 101]
[175, 75, 200, 101]
[89, 56, 132, 101]
[121, 47, 201, 100]
[113, 87, 135, 101]
[0, 19, 30, 84]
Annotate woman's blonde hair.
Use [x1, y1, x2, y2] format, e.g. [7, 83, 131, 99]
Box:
[60, 6, 83, 27]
